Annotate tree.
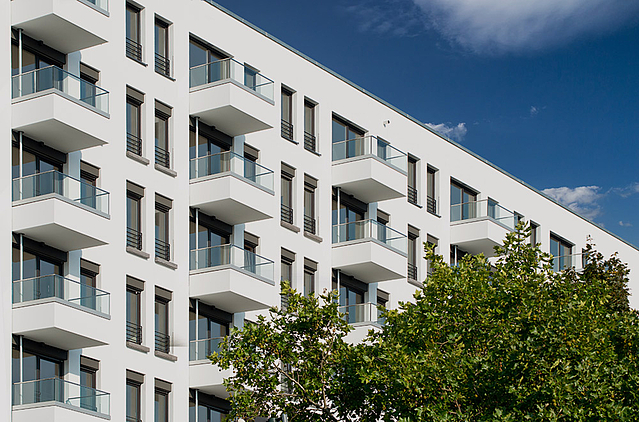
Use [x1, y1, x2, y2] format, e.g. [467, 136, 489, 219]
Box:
[354, 224, 639, 421]
[210, 283, 357, 422]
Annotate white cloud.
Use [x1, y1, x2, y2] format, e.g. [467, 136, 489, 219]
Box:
[425, 122, 467, 142]
[542, 186, 603, 220]
[611, 182, 639, 198]
[619, 221, 633, 227]
[530, 106, 539, 116]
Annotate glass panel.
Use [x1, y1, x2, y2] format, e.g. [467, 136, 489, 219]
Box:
[127, 101, 140, 137]
[304, 103, 314, 134]
[126, 289, 139, 325]
[155, 115, 168, 151]
[127, 197, 140, 231]
[126, 7, 139, 42]
[281, 91, 291, 123]
[155, 300, 168, 335]
[155, 390, 168, 422]
[126, 383, 140, 420]
[155, 23, 167, 57]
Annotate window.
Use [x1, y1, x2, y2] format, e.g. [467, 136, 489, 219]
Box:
[126, 4, 142, 62]
[304, 100, 316, 152]
[155, 380, 171, 422]
[281, 249, 295, 311]
[304, 175, 317, 235]
[303, 258, 316, 297]
[12, 237, 65, 303]
[189, 390, 230, 422]
[155, 194, 172, 261]
[126, 182, 144, 250]
[11, 133, 64, 198]
[154, 18, 170, 77]
[126, 370, 144, 422]
[80, 356, 99, 411]
[332, 116, 365, 160]
[126, 87, 144, 156]
[189, 209, 232, 269]
[244, 233, 259, 275]
[408, 156, 418, 206]
[189, 38, 228, 87]
[189, 301, 231, 361]
[426, 235, 439, 276]
[244, 144, 259, 183]
[332, 190, 366, 242]
[427, 167, 437, 214]
[155, 287, 172, 354]
[450, 181, 477, 221]
[281, 163, 295, 225]
[281, 88, 293, 140]
[155, 102, 171, 169]
[550, 234, 573, 271]
[338, 274, 366, 324]
[12, 339, 66, 404]
[530, 222, 539, 246]
[80, 63, 99, 108]
[80, 259, 100, 311]
[407, 226, 419, 281]
[126, 276, 144, 345]
[80, 161, 100, 209]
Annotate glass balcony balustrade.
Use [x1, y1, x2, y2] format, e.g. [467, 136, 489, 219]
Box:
[450, 199, 516, 230]
[190, 244, 274, 281]
[332, 219, 408, 255]
[551, 253, 590, 272]
[338, 302, 384, 325]
[189, 58, 274, 101]
[83, 0, 109, 13]
[189, 151, 274, 191]
[332, 136, 408, 173]
[189, 337, 224, 361]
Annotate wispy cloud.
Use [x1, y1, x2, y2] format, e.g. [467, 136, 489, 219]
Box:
[343, 0, 425, 37]
[619, 221, 633, 227]
[425, 122, 467, 142]
[530, 106, 539, 116]
[611, 182, 639, 198]
[542, 185, 603, 220]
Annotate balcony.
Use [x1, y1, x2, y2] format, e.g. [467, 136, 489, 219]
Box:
[339, 303, 384, 345]
[552, 253, 588, 272]
[189, 338, 231, 397]
[12, 378, 109, 421]
[12, 171, 110, 251]
[12, 66, 110, 153]
[190, 245, 277, 314]
[450, 200, 515, 257]
[190, 152, 275, 225]
[189, 59, 274, 137]
[12, 275, 110, 349]
[11, 0, 109, 54]
[332, 136, 407, 203]
[332, 220, 407, 282]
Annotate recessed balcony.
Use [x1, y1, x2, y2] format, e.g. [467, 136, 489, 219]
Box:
[189, 152, 275, 225]
[12, 378, 110, 421]
[12, 171, 110, 251]
[190, 245, 277, 314]
[189, 59, 274, 137]
[332, 219, 407, 282]
[12, 275, 110, 349]
[189, 338, 231, 398]
[12, 66, 110, 152]
[332, 136, 407, 203]
[12, 0, 109, 54]
[450, 200, 515, 257]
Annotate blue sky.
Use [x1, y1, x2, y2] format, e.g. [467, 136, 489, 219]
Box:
[211, 0, 639, 247]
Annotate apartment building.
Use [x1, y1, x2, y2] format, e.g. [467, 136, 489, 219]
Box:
[2, 0, 638, 421]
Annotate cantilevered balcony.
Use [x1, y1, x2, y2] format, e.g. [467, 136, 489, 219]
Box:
[190, 245, 277, 314]
[332, 136, 407, 203]
[332, 219, 407, 282]
[12, 378, 110, 421]
[189, 338, 231, 397]
[189, 59, 274, 137]
[12, 171, 110, 251]
[12, 66, 110, 152]
[12, 275, 110, 349]
[449, 200, 515, 257]
[189, 152, 275, 225]
[339, 303, 384, 344]
[11, 0, 109, 54]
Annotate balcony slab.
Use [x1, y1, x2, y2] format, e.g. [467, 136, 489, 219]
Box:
[332, 240, 406, 282]
[450, 217, 511, 257]
[332, 156, 406, 203]
[189, 361, 231, 399]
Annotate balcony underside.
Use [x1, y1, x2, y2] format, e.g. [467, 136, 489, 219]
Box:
[13, 403, 107, 422]
[332, 157, 406, 203]
[450, 218, 511, 257]
[332, 240, 406, 282]
[344, 324, 382, 345]
[189, 362, 231, 399]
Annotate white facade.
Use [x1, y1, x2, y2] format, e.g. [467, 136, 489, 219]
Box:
[3, 0, 639, 421]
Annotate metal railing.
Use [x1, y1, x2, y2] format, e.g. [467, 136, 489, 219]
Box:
[12, 65, 109, 113]
[189, 337, 224, 361]
[427, 196, 437, 214]
[407, 263, 417, 281]
[304, 131, 316, 152]
[450, 199, 515, 230]
[189, 58, 274, 101]
[155, 53, 170, 77]
[126, 38, 143, 62]
[155, 331, 170, 354]
[190, 244, 274, 281]
[338, 303, 383, 325]
[281, 204, 293, 224]
[552, 253, 589, 272]
[281, 120, 293, 141]
[155, 145, 170, 168]
[189, 151, 274, 190]
[127, 227, 142, 250]
[332, 136, 407, 173]
[155, 238, 170, 261]
[304, 215, 316, 235]
[127, 133, 142, 156]
[12, 378, 110, 415]
[12, 170, 110, 215]
[126, 321, 142, 344]
[332, 219, 407, 254]
[82, 0, 109, 13]
[408, 186, 417, 205]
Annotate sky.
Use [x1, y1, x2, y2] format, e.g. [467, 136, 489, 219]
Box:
[211, 0, 639, 247]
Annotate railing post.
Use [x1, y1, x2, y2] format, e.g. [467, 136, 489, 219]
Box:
[195, 117, 200, 179]
[18, 29, 23, 95]
[194, 208, 199, 270]
[19, 131, 23, 200]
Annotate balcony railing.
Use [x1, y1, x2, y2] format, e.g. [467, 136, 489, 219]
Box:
[407, 186, 417, 205]
[552, 253, 589, 272]
[332, 219, 407, 255]
[407, 263, 417, 281]
[127, 227, 142, 250]
[12, 170, 110, 215]
[155, 331, 170, 354]
[83, 0, 109, 13]
[12, 275, 110, 314]
[127, 133, 142, 156]
[427, 196, 437, 215]
[12, 65, 109, 113]
[189, 58, 274, 101]
[338, 303, 384, 325]
[155, 238, 170, 261]
[304, 131, 316, 152]
[155, 53, 171, 77]
[189, 151, 274, 191]
[12, 378, 110, 416]
[304, 215, 316, 235]
[281, 204, 293, 224]
[189, 337, 223, 361]
[126, 321, 142, 345]
[281, 119, 293, 141]
[190, 244, 274, 281]
[332, 136, 407, 173]
[450, 199, 515, 230]
[126, 38, 143, 62]
[155, 145, 170, 168]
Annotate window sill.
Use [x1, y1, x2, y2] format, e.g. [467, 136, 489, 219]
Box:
[408, 278, 423, 288]
[304, 147, 321, 157]
[127, 341, 150, 353]
[155, 163, 177, 177]
[127, 246, 150, 260]
[155, 257, 178, 270]
[127, 55, 148, 67]
[428, 211, 441, 218]
[155, 350, 177, 362]
[304, 231, 323, 243]
[155, 70, 176, 81]
[282, 136, 299, 145]
[409, 201, 423, 209]
[281, 221, 300, 233]
[127, 151, 149, 166]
